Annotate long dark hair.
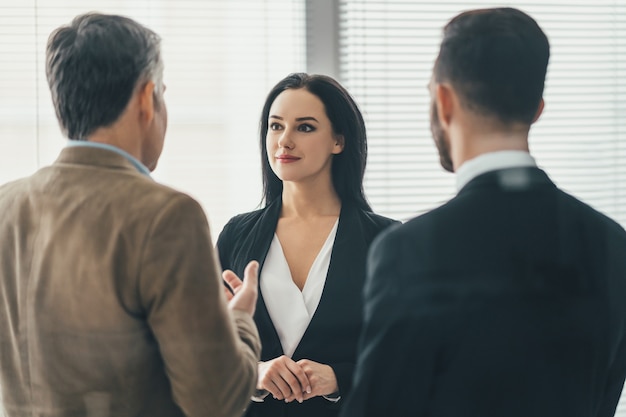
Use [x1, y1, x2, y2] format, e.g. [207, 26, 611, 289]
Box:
[259, 73, 371, 211]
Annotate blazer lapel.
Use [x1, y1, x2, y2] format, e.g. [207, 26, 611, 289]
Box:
[251, 199, 286, 360]
[292, 204, 367, 359]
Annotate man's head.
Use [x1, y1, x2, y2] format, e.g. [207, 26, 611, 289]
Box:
[430, 7, 550, 171]
[435, 7, 549, 124]
[46, 13, 166, 170]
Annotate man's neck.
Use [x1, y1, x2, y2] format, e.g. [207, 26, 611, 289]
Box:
[451, 124, 530, 171]
[87, 126, 143, 165]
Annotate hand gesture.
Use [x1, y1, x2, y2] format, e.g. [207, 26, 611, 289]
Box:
[223, 260, 259, 316]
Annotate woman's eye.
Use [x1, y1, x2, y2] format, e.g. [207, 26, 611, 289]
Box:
[269, 123, 282, 131]
[298, 124, 314, 132]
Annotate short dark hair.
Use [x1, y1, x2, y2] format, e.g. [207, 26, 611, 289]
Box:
[434, 7, 550, 124]
[259, 73, 371, 211]
[46, 13, 163, 140]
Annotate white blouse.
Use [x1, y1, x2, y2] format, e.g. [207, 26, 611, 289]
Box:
[260, 219, 339, 358]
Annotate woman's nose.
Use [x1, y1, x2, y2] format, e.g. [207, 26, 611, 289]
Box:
[277, 130, 294, 149]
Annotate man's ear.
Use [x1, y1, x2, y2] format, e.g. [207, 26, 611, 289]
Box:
[332, 134, 345, 155]
[531, 98, 545, 124]
[138, 81, 156, 125]
[435, 83, 455, 129]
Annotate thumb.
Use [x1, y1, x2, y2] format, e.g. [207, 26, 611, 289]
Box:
[242, 260, 259, 290]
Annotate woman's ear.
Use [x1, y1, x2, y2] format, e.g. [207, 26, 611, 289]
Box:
[332, 134, 345, 155]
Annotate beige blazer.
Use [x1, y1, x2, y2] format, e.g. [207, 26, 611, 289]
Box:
[0, 146, 260, 417]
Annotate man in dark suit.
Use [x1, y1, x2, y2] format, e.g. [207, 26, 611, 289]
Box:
[342, 7, 626, 417]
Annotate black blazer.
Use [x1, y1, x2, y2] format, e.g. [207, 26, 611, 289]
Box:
[217, 199, 397, 417]
[342, 167, 626, 417]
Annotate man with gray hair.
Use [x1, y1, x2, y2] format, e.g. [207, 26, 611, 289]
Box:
[0, 13, 260, 417]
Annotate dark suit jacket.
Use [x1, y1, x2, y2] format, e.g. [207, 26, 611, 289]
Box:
[342, 167, 626, 417]
[0, 146, 260, 417]
[217, 199, 397, 417]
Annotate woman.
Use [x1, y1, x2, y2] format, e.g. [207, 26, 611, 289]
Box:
[217, 73, 398, 417]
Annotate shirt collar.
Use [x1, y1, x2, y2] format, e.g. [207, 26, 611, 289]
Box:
[66, 140, 151, 177]
[456, 150, 536, 191]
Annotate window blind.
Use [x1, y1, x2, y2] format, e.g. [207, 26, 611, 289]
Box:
[338, 0, 626, 413]
[0, 0, 306, 236]
[339, 0, 626, 231]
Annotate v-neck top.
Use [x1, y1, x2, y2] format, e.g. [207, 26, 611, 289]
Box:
[216, 199, 398, 416]
[260, 219, 339, 358]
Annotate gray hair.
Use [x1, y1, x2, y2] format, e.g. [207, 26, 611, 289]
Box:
[46, 12, 163, 140]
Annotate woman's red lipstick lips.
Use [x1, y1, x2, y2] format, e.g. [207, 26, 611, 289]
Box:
[276, 154, 300, 163]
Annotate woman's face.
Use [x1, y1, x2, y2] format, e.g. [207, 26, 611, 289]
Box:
[266, 88, 343, 185]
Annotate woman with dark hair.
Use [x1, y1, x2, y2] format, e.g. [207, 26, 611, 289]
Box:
[217, 73, 397, 417]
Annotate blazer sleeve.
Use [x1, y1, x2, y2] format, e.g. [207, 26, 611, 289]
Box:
[330, 362, 355, 398]
[216, 219, 233, 272]
[596, 337, 626, 417]
[335, 216, 401, 399]
[137, 194, 261, 417]
[597, 229, 626, 417]
[341, 229, 440, 417]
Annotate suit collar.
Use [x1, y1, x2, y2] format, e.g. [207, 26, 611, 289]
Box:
[456, 151, 536, 191]
[54, 145, 151, 178]
[458, 166, 555, 197]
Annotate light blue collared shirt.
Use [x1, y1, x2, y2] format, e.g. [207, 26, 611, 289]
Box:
[456, 150, 537, 192]
[66, 140, 151, 177]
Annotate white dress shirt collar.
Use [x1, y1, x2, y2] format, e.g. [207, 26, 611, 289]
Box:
[456, 150, 537, 192]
